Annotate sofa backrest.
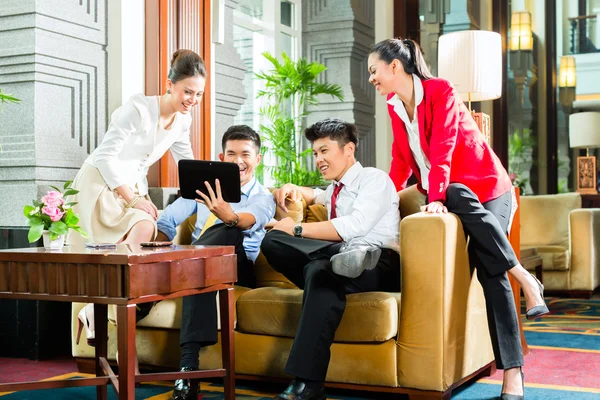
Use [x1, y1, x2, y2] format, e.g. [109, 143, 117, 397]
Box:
[520, 192, 582, 247]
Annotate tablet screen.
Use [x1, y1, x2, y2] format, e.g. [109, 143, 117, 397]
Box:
[178, 160, 242, 203]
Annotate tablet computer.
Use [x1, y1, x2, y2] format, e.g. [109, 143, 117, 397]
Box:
[178, 160, 241, 203]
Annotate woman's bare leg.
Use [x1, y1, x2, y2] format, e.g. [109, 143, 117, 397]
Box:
[122, 220, 155, 247]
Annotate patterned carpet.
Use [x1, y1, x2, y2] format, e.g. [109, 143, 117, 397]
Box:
[1, 298, 599, 399]
[452, 297, 600, 399]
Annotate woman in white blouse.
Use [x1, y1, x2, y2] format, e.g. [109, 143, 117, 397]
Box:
[70, 49, 206, 347]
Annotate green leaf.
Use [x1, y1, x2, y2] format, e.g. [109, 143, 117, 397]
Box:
[49, 185, 61, 192]
[64, 208, 79, 226]
[49, 221, 68, 235]
[28, 224, 44, 243]
[27, 216, 43, 227]
[23, 205, 36, 217]
[63, 180, 72, 190]
[72, 226, 88, 238]
[64, 202, 77, 207]
[63, 189, 79, 196]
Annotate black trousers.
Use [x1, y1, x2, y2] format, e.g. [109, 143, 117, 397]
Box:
[443, 183, 523, 370]
[260, 230, 401, 382]
[179, 223, 255, 347]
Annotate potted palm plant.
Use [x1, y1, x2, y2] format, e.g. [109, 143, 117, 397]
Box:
[256, 52, 344, 186]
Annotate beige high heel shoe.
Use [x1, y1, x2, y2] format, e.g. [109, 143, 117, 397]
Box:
[76, 303, 96, 346]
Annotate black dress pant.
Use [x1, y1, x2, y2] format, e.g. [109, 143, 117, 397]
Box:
[443, 183, 523, 370]
[179, 223, 255, 347]
[260, 230, 401, 382]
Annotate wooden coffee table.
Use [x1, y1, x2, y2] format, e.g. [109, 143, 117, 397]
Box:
[0, 244, 237, 399]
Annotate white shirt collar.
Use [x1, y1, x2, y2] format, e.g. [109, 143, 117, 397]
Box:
[334, 161, 363, 187]
[386, 74, 424, 109]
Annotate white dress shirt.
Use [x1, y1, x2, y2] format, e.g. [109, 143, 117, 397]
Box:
[85, 94, 195, 195]
[313, 162, 400, 252]
[387, 74, 431, 190]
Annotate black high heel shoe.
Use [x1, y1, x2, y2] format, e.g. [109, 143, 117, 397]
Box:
[525, 274, 549, 320]
[501, 368, 524, 400]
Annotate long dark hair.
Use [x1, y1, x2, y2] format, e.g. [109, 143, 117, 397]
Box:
[168, 49, 207, 83]
[369, 38, 433, 81]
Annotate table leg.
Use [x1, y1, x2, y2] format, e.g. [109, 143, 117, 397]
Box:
[219, 287, 235, 400]
[116, 304, 137, 400]
[94, 303, 108, 400]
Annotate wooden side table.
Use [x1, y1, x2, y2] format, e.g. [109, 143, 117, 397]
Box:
[581, 193, 600, 209]
[0, 244, 237, 400]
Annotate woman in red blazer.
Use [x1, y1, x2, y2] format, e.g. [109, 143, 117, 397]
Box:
[368, 38, 548, 399]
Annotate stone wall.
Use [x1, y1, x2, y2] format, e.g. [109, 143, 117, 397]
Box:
[0, 0, 107, 227]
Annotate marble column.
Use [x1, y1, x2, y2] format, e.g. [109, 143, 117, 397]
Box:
[302, 0, 376, 166]
[0, 0, 107, 228]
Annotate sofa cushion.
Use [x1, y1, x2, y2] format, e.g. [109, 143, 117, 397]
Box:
[236, 287, 400, 343]
[520, 193, 581, 248]
[254, 252, 296, 289]
[305, 204, 328, 223]
[106, 286, 251, 329]
[398, 185, 426, 219]
[535, 245, 570, 271]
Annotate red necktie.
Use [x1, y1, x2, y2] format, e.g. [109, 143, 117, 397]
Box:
[330, 183, 344, 219]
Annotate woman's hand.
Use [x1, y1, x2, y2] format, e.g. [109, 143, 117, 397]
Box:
[133, 197, 159, 220]
[420, 201, 448, 214]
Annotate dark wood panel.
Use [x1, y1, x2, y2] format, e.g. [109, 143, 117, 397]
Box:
[492, 0, 509, 168]
[546, 0, 558, 193]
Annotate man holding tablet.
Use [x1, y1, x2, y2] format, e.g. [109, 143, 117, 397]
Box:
[155, 125, 275, 400]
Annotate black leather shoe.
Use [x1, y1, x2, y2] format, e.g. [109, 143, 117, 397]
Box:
[273, 380, 325, 400]
[173, 367, 199, 400]
[501, 368, 525, 399]
[525, 275, 549, 320]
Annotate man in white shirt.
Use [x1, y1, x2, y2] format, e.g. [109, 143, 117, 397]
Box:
[155, 125, 276, 400]
[261, 118, 400, 400]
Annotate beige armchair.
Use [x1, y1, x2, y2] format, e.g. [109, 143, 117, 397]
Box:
[71, 185, 496, 399]
[520, 193, 600, 297]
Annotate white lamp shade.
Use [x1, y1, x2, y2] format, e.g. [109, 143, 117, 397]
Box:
[559, 56, 577, 88]
[569, 112, 600, 148]
[438, 30, 502, 103]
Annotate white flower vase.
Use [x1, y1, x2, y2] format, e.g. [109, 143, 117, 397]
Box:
[42, 231, 65, 250]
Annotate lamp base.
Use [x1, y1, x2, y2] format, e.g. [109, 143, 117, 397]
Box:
[576, 155, 598, 194]
[472, 112, 491, 144]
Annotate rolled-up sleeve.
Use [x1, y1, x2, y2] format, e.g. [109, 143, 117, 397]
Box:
[94, 100, 143, 190]
[314, 188, 327, 205]
[237, 192, 276, 234]
[156, 197, 198, 240]
[330, 171, 398, 242]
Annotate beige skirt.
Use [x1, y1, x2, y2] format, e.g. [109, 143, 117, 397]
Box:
[66, 163, 156, 246]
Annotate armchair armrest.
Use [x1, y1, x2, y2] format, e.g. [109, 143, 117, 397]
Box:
[397, 212, 493, 391]
[568, 208, 600, 291]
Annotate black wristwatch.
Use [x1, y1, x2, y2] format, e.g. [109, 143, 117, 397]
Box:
[293, 222, 303, 237]
[224, 213, 239, 228]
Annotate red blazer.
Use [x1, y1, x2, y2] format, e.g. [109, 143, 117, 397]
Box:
[387, 78, 512, 204]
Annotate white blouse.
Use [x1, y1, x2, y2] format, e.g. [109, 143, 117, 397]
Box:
[85, 94, 195, 195]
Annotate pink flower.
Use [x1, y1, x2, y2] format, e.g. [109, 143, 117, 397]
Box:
[42, 206, 65, 222]
[41, 191, 64, 207]
[509, 173, 516, 181]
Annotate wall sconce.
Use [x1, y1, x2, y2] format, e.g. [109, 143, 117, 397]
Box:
[510, 11, 533, 51]
[559, 55, 577, 110]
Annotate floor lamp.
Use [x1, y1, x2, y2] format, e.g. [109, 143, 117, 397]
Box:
[570, 112, 600, 194]
[437, 30, 502, 144]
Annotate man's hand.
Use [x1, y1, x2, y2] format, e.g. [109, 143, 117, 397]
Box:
[271, 217, 296, 236]
[195, 179, 237, 224]
[420, 201, 448, 214]
[273, 183, 301, 213]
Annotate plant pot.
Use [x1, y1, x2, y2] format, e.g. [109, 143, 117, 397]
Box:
[42, 231, 65, 250]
